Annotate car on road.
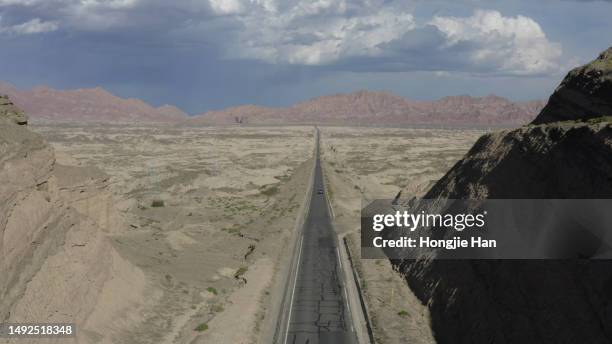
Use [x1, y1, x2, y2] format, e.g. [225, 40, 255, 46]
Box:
[317, 189, 324, 195]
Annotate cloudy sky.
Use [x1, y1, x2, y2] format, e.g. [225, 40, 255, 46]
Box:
[0, 0, 611, 113]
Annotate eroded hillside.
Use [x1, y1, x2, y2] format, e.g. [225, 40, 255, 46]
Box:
[0, 96, 146, 343]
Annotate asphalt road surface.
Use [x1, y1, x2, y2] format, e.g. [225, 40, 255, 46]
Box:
[284, 130, 357, 344]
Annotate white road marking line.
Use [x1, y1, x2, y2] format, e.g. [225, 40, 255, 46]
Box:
[344, 284, 351, 314]
[284, 235, 303, 344]
[337, 246, 354, 333]
[326, 193, 336, 219]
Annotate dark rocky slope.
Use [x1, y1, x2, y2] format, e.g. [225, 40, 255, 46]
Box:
[533, 47, 612, 124]
[394, 47, 612, 343]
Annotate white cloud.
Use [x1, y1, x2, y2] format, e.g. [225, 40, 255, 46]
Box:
[11, 18, 58, 33]
[0, 0, 141, 31]
[203, 4, 562, 75]
[209, 0, 244, 14]
[223, 1, 416, 65]
[79, 0, 139, 10]
[0, 0, 44, 5]
[0, 1, 565, 75]
[430, 10, 563, 75]
[0, 17, 58, 34]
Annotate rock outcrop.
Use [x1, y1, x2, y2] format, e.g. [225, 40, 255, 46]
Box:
[0, 97, 145, 342]
[533, 47, 612, 124]
[394, 47, 612, 343]
[424, 122, 612, 199]
[0, 95, 28, 125]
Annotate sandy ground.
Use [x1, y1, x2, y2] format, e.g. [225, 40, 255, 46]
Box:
[32, 123, 314, 343]
[319, 126, 484, 344]
[26, 123, 483, 343]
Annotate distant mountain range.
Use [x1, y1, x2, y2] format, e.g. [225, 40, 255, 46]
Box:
[0, 82, 544, 125]
[0, 82, 188, 122]
[191, 91, 544, 126]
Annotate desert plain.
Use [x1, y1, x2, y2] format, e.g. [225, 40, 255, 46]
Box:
[30, 122, 485, 343]
[30, 123, 313, 343]
[319, 126, 484, 344]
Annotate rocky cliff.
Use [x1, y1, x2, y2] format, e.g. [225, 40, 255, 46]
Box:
[0, 95, 28, 125]
[395, 47, 612, 343]
[0, 98, 145, 342]
[533, 47, 612, 124]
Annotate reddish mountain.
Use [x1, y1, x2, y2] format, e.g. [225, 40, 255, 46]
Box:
[189, 90, 544, 125]
[0, 82, 543, 125]
[0, 82, 188, 122]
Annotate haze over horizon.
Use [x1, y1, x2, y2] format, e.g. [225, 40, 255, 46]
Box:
[1, 0, 611, 113]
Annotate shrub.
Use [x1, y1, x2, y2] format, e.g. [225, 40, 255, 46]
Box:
[234, 266, 248, 279]
[261, 185, 279, 196]
[194, 323, 208, 332]
[151, 199, 165, 207]
[211, 304, 224, 313]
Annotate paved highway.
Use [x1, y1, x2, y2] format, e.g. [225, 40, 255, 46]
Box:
[282, 129, 357, 344]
